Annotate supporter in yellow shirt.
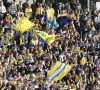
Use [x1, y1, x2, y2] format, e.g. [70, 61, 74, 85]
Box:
[25, 5, 32, 13]
[36, 46, 44, 56]
[1, 36, 10, 46]
[46, 4, 55, 20]
[36, 3, 44, 15]
[89, 56, 94, 64]
[7, 53, 16, 64]
[26, 72, 36, 81]
[17, 55, 24, 64]
[0, 27, 4, 36]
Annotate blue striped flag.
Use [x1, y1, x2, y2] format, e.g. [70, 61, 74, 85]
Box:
[47, 61, 72, 81]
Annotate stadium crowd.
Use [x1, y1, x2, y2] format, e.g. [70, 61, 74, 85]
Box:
[0, 0, 99, 90]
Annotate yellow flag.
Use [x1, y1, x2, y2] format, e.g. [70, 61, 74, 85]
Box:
[35, 30, 56, 45]
[45, 34, 56, 45]
[14, 17, 34, 33]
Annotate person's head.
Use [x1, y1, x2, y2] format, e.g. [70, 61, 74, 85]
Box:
[49, 4, 52, 8]
[38, 46, 42, 50]
[17, 72, 21, 76]
[34, 35, 38, 40]
[19, 0, 22, 4]
[33, 0, 36, 3]
[90, 42, 94, 47]
[77, 3, 81, 9]
[10, 53, 13, 57]
[8, 85, 12, 90]
[0, 1, 3, 6]
[98, 53, 100, 58]
[42, 0, 45, 3]
[67, 4, 70, 9]
[26, 0, 29, 2]
[18, 55, 23, 60]
[39, 3, 42, 7]
[71, 0, 76, 4]
[97, 12, 100, 17]
[29, 54, 33, 59]
[94, 6, 97, 10]
[96, 80, 100, 85]
[58, 2, 62, 8]
[21, 70, 25, 75]
[86, 7, 89, 11]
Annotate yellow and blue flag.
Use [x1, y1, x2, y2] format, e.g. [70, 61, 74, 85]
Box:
[47, 61, 72, 81]
[35, 30, 56, 45]
[14, 17, 34, 33]
[48, 18, 59, 29]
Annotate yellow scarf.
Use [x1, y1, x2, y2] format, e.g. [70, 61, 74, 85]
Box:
[20, 37, 24, 45]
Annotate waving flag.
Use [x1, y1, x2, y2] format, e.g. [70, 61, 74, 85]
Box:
[48, 18, 59, 29]
[35, 30, 56, 45]
[56, 16, 71, 28]
[14, 17, 34, 33]
[47, 61, 72, 81]
[45, 34, 56, 45]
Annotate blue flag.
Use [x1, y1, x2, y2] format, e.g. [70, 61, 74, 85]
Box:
[56, 16, 71, 28]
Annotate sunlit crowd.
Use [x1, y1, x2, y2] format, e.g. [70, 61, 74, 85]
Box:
[0, 0, 99, 90]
